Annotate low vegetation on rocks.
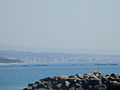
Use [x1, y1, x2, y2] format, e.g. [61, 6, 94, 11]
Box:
[23, 71, 120, 90]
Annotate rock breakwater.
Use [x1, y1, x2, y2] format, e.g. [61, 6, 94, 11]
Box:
[23, 71, 120, 90]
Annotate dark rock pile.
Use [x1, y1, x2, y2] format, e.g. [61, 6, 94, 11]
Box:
[23, 71, 120, 90]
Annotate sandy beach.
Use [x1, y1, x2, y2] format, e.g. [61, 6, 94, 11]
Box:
[0, 62, 31, 65]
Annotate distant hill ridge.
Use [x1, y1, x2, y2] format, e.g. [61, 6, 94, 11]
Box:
[0, 57, 22, 63]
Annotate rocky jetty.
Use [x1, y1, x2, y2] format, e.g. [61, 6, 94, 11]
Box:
[23, 71, 120, 90]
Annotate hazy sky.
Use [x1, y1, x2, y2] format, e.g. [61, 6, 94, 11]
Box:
[0, 0, 120, 50]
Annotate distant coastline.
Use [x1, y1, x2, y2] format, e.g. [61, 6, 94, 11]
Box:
[0, 50, 120, 65]
[0, 62, 31, 65]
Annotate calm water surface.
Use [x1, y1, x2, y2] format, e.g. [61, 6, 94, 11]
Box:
[0, 63, 120, 90]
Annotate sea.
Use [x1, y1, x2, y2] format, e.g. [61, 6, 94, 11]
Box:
[0, 62, 120, 90]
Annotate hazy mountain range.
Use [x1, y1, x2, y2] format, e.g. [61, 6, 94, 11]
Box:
[0, 44, 120, 55]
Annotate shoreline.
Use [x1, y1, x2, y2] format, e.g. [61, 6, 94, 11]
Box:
[0, 62, 119, 65]
[0, 62, 32, 65]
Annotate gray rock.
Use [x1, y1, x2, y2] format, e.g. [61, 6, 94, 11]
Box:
[23, 88, 27, 90]
[53, 83, 62, 90]
[27, 86, 33, 90]
[75, 83, 82, 88]
[32, 84, 39, 89]
[67, 78, 78, 83]
[93, 70, 101, 76]
[35, 81, 41, 84]
[88, 85, 92, 89]
[75, 74, 84, 79]
[76, 87, 83, 90]
[110, 73, 118, 78]
[69, 75, 77, 78]
[94, 84, 107, 90]
[28, 83, 34, 87]
[38, 84, 46, 88]
[88, 78, 102, 86]
[69, 87, 75, 90]
[64, 81, 70, 87]
[101, 77, 108, 84]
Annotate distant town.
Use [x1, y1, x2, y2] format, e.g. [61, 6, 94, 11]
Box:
[0, 50, 120, 64]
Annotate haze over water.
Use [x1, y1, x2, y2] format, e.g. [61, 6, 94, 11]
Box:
[0, 0, 120, 52]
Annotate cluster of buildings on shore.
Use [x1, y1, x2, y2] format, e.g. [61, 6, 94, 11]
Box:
[19, 54, 120, 64]
[0, 50, 120, 64]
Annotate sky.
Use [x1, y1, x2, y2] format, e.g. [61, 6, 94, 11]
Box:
[0, 0, 120, 50]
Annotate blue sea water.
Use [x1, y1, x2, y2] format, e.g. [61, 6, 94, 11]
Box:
[0, 63, 120, 90]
